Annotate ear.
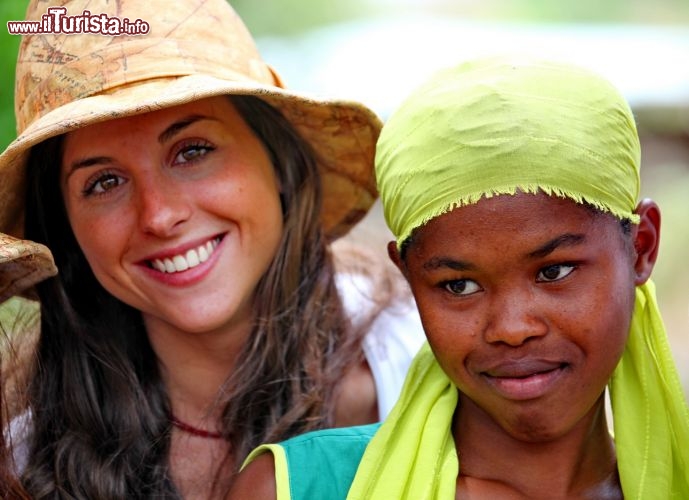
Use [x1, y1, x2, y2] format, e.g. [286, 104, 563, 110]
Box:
[387, 240, 407, 278]
[632, 198, 661, 285]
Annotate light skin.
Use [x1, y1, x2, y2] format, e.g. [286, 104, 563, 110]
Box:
[228, 191, 660, 500]
[60, 96, 378, 497]
[61, 96, 283, 496]
[61, 97, 284, 343]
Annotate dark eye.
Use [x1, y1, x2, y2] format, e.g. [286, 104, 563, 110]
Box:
[443, 279, 481, 296]
[174, 142, 214, 164]
[84, 173, 126, 196]
[537, 264, 575, 282]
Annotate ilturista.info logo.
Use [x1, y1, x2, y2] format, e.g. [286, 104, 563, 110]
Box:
[7, 7, 150, 36]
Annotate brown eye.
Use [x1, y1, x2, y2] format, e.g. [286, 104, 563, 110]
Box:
[180, 147, 205, 161]
[443, 279, 481, 296]
[99, 175, 120, 191]
[84, 172, 126, 196]
[537, 264, 575, 282]
[173, 142, 214, 165]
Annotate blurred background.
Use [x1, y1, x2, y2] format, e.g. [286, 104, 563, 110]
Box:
[1, 1, 688, 396]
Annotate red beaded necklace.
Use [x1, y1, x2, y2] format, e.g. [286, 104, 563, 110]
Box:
[170, 415, 224, 440]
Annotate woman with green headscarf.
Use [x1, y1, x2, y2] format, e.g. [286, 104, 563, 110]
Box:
[229, 56, 689, 500]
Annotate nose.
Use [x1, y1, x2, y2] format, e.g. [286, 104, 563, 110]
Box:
[136, 176, 192, 237]
[483, 288, 548, 346]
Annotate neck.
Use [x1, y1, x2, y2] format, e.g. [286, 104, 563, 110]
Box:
[144, 315, 250, 498]
[454, 393, 620, 499]
[145, 314, 251, 424]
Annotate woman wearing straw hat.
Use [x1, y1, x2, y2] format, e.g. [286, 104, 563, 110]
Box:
[231, 57, 689, 499]
[0, 233, 55, 500]
[0, 0, 424, 497]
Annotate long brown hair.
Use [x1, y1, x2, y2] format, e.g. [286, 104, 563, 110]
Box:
[0, 384, 31, 499]
[220, 97, 366, 458]
[1, 300, 37, 500]
[20, 96, 372, 497]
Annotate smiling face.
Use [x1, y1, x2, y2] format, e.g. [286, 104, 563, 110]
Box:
[393, 192, 638, 443]
[60, 96, 283, 337]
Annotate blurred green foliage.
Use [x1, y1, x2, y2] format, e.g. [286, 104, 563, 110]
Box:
[0, 2, 25, 150]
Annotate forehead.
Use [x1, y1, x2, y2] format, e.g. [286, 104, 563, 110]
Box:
[406, 192, 623, 257]
[63, 96, 236, 144]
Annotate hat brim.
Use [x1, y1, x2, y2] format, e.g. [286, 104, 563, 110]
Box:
[0, 232, 58, 303]
[0, 74, 381, 240]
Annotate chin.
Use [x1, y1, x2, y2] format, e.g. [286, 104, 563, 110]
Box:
[171, 315, 240, 336]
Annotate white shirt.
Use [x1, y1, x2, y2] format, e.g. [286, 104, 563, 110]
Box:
[337, 273, 426, 419]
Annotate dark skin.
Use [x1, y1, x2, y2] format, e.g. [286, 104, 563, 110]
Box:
[229, 194, 661, 500]
[388, 194, 660, 499]
[227, 454, 277, 499]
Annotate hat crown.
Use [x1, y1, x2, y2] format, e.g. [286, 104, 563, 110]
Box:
[15, 0, 277, 135]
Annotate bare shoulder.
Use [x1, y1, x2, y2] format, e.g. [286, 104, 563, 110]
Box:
[335, 357, 379, 426]
[226, 452, 277, 500]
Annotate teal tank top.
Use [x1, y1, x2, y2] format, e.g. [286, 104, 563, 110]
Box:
[279, 423, 380, 499]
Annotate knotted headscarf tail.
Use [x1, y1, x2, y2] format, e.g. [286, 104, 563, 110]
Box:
[611, 282, 689, 498]
[351, 56, 689, 499]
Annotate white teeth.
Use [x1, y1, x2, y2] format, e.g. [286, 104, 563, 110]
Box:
[186, 249, 200, 267]
[150, 238, 219, 274]
[198, 245, 209, 262]
[172, 255, 189, 272]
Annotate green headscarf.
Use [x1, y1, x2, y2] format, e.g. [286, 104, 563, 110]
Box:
[377, 56, 641, 247]
[349, 57, 689, 499]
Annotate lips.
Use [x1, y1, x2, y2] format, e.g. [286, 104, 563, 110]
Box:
[483, 359, 566, 379]
[146, 236, 221, 274]
[481, 359, 569, 400]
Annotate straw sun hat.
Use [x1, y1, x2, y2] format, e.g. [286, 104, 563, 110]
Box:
[0, 0, 382, 240]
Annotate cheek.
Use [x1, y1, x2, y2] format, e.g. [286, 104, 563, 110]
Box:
[208, 165, 281, 214]
[567, 278, 634, 376]
[248, 179, 282, 229]
[66, 203, 127, 273]
[414, 296, 480, 375]
[203, 169, 284, 260]
[600, 291, 634, 356]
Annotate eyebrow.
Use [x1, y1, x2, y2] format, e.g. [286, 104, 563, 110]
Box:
[68, 155, 114, 171]
[421, 233, 586, 271]
[423, 257, 477, 272]
[66, 114, 217, 175]
[526, 233, 586, 259]
[157, 114, 211, 144]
